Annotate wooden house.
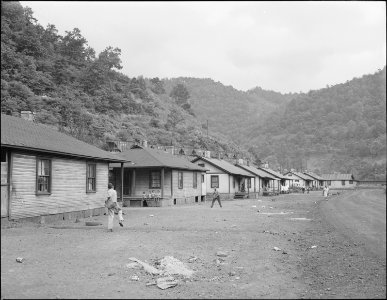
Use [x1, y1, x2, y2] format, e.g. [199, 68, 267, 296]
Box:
[321, 173, 357, 189]
[235, 163, 278, 196]
[1, 114, 128, 222]
[303, 171, 324, 189]
[191, 156, 254, 200]
[108, 146, 208, 207]
[283, 171, 311, 189]
[258, 166, 285, 193]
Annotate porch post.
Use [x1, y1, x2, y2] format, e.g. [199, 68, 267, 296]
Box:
[120, 162, 124, 202]
[161, 168, 165, 198]
[131, 169, 136, 196]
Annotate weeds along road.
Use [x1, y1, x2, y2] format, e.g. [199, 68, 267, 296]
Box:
[320, 188, 386, 260]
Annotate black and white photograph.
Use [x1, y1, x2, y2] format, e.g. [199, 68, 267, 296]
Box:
[1, 1, 386, 299]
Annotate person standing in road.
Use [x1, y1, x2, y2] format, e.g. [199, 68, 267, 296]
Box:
[106, 183, 124, 232]
[211, 188, 222, 208]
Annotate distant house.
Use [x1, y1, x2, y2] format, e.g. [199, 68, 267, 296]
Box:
[235, 163, 278, 196]
[258, 166, 285, 193]
[191, 156, 254, 200]
[283, 171, 313, 188]
[1, 114, 128, 221]
[109, 146, 208, 207]
[303, 171, 324, 189]
[321, 173, 357, 189]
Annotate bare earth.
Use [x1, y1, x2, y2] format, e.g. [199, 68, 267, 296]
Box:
[1, 189, 386, 299]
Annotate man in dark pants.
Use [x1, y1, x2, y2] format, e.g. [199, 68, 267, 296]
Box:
[211, 188, 222, 208]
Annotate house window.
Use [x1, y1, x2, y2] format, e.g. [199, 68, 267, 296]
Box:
[150, 171, 161, 188]
[248, 178, 251, 188]
[193, 172, 197, 188]
[36, 158, 51, 194]
[328, 181, 331, 186]
[211, 175, 219, 188]
[198, 163, 205, 167]
[86, 163, 96, 192]
[295, 179, 299, 182]
[1, 149, 6, 162]
[349, 180, 353, 184]
[201, 174, 204, 183]
[341, 180, 345, 186]
[233, 177, 235, 188]
[178, 171, 183, 189]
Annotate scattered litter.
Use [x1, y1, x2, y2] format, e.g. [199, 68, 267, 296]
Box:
[269, 207, 273, 209]
[128, 257, 163, 275]
[252, 205, 257, 208]
[282, 250, 288, 254]
[16, 257, 24, 263]
[158, 256, 195, 278]
[130, 275, 139, 281]
[149, 215, 154, 217]
[156, 276, 178, 290]
[231, 225, 237, 228]
[310, 245, 318, 249]
[216, 251, 228, 257]
[235, 276, 240, 280]
[273, 247, 282, 251]
[188, 256, 198, 263]
[146, 281, 157, 286]
[290, 218, 312, 221]
[126, 262, 142, 269]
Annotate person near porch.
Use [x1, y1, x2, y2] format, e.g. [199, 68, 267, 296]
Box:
[211, 188, 222, 208]
[106, 183, 124, 232]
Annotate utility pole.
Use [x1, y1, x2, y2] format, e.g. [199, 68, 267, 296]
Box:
[207, 120, 208, 137]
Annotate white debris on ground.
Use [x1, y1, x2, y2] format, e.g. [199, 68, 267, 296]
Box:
[289, 217, 312, 221]
[156, 276, 178, 289]
[128, 257, 163, 275]
[273, 247, 282, 251]
[259, 212, 293, 215]
[158, 256, 195, 278]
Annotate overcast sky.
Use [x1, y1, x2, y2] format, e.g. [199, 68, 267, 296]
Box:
[21, 1, 386, 93]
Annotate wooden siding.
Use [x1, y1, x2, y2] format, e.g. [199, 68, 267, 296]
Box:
[171, 170, 202, 200]
[10, 153, 108, 219]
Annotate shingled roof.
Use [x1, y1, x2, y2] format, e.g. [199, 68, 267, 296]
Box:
[322, 174, 356, 181]
[110, 147, 208, 171]
[258, 167, 285, 179]
[191, 156, 254, 177]
[303, 171, 324, 181]
[284, 171, 312, 181]
[1, 114, 127, 163]
[236, 164, 277, 180]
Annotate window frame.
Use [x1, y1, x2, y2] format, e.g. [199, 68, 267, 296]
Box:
[341, 180, 345, 186]
[149, 170, 161, 189]
[178, 171, 183, 189]
[86, 162, 97, 193]
[248, 178, 251, 188]
[349, 180, 353, 184]
[211, 175, 219, 188]
[201, 174, 204, 183]
[36, 157, 52, 195]
[193, 172, 197, 188]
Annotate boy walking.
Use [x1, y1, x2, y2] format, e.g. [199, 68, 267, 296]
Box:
[106, 183, 124, 232]
[211, 188, 222, 208]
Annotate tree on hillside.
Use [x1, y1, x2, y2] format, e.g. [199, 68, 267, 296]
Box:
[170, 83, 190, 105]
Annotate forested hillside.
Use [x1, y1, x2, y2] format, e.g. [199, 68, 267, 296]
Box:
[1, 2, 385, 180]
[247, 68, 386, 180]
[163, 78, 295, 145]
[0, 1, 248, 157]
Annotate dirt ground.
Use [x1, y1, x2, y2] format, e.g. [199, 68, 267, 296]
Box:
[1, 189, 386, 299]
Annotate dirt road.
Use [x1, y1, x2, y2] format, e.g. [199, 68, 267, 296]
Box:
[1, 189, 385, 299]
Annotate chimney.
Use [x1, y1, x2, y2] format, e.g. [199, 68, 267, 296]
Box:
[21, 111, 35, 122]
[246, 160, 250, 166]
[204, 151, 211, 158]
[263, 162, 269, 168]
[238, 158, 244, 165]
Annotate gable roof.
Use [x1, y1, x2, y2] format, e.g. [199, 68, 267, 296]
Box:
[1, 114, 127, 163]
[284, 171, 312, 181]
[303, 171, 324, 181]
[110, 147, 207, 171]
[191, 156, 254, 177]
[258, 167, 285, 179]
[236, 164, 277, 180]
[322, 174, 355, 181]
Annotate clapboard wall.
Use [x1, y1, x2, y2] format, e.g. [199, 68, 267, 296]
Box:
[10, 153, 108, 219]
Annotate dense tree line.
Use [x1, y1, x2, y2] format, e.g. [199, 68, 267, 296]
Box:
[0, 1, 245, 156]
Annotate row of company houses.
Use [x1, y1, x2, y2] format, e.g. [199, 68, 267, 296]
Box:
[1, 113, 358, 222]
